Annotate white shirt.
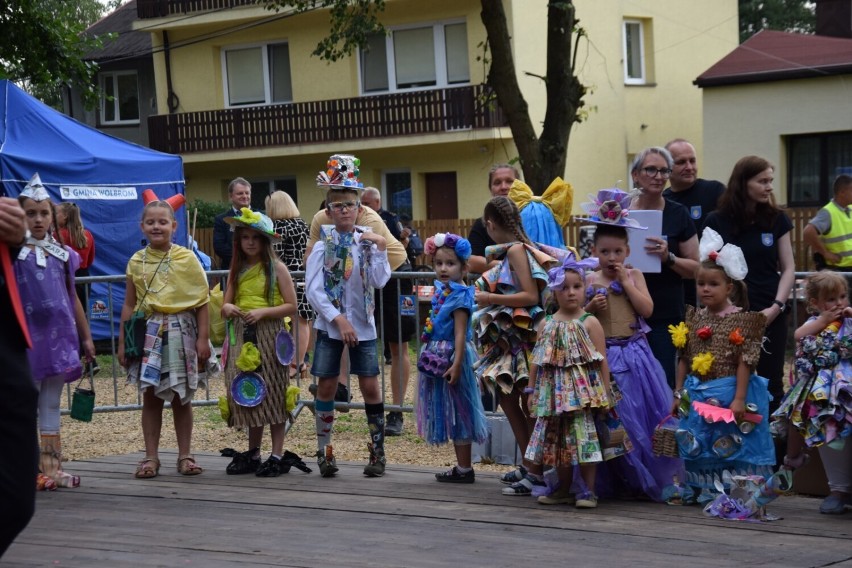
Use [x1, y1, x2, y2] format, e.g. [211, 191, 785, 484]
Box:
[306, 228, 391, 341]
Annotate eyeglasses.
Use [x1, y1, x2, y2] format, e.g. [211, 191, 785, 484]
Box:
[328, 200, 360, 212]
[641, 167, 673, 179]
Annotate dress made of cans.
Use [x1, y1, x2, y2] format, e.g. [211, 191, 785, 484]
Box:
[675, 306, 774, 491]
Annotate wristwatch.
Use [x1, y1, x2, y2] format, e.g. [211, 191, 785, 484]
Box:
[665, 252, 676, 267]
[772, 299, 785, 312]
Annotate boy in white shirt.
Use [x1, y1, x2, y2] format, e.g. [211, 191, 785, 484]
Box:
[306, 154, 391, 477]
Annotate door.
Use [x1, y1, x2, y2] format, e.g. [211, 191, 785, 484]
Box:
[425, 172, 457, 219]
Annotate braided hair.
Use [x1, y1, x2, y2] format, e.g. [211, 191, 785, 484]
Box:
[483, 196, 532, 246]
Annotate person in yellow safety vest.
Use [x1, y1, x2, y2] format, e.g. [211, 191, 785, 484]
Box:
[804, 174, 852, 272]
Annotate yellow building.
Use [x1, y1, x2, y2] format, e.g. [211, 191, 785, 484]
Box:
[132, 0, 738, 218]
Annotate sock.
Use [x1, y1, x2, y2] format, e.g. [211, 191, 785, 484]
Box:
[456, 465, 473, 473]
[364, 402, 385, 454]
[315, 398, 335, 453]
[271, 454, 282, 461]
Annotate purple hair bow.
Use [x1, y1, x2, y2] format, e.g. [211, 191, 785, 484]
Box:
[547, 254, 599, 289]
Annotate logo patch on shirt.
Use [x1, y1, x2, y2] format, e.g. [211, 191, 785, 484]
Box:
[761, 233, 774, 247]
[689, 206, 702, 220]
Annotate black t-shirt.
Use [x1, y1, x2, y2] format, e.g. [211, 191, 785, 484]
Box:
[705, 211, 793, 311]
[644, 199, 697, 322]
[378, 209, 403, 241]
[468, 217, 495, 258]
[662, 178, 725, 235]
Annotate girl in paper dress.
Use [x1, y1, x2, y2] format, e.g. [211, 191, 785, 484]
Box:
[222, 209, 300, 477]
[472, 196, 563, 495]
[15, 174, 95, 490]
[119, 198, 214, 479]
[416, 233, 488, 483]
[773, 271, 852, 514]
[671, 228, 773, 500]
[582, 189, 682, 502]
[525, 253, 612, 508]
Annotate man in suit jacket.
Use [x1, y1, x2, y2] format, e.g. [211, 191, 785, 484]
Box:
[213, 177, 252, 269]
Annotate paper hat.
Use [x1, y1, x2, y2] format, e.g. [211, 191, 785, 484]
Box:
[20, 173, 51, 202]
[142, 188, 186, 211]
[577, 188, 646, 229]
[225, 207, 281, 242]
[699, 227, 748, 281]
[316, 154, 363, 190]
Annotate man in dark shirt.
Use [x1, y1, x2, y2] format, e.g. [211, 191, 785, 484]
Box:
[213, 177, 252, 270]
[663, 139, 724, 306]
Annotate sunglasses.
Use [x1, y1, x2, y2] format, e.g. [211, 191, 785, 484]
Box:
[328, 200, 360, 212]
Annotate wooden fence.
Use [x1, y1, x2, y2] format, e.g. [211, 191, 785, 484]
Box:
[193, 206, 822, 271]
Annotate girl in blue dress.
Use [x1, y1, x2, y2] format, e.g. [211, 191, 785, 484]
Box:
[416, 233, 489, 483]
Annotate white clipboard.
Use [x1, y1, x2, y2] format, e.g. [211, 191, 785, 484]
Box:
[626, 210, 663, 273]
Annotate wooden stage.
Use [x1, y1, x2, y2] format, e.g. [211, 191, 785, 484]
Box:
[4, 451, 851, 568]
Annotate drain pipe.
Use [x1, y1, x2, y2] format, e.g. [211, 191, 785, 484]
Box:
[163, 30, 179, 113]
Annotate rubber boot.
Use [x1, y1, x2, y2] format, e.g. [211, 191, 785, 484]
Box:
[40, 433, 81, 488]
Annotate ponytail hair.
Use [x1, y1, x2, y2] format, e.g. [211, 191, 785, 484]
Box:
[483, 196, 532, 246]
[59, 202, 88, 249]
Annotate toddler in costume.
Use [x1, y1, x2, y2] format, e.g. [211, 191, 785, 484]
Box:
[222, 208, 302, 477]
[670, 228, 773, 502]
[119, 196, 215, 479]
[525, 252, 612, 508]
[416, 233, 489, 483]
[582, 189, 682, 502]
[15, 173, 95, 490]
[773, 271, 852, 514]
[306, 154, 391, 478]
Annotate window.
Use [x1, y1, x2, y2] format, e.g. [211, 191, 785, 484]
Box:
[788, 132, 852, 205]
[100, 71, 139, 124]
[383, 171, 412, 220]
[360, 21, 469, 93]
[223, 43, 292, 106]
[623, 20, 646, 84]
[247, 177, 298, 212]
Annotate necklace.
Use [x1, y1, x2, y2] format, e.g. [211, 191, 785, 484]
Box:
[141, 246, 172, 294]
[420, 284, 453, 343]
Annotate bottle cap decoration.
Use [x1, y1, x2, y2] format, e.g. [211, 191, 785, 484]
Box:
[316, 154, 363, 190]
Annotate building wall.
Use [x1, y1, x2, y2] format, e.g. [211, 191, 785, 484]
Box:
[701, 75, 852, 205]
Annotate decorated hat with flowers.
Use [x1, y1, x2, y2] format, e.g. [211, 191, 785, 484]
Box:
[317, 154, 363, 190]
[424, 232, 472, 261]
[225, 207, 282, 242]
[577, 188, 646, 229]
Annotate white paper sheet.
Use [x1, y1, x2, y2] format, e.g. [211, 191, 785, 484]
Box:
[626, 210, 663, 273]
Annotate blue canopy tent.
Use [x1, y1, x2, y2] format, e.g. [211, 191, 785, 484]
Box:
[0, 80, 188, 340]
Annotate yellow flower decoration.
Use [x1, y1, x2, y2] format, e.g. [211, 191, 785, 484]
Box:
[285, 385, 301, 412]
[235, 207, 262, 225]
[217, 395, 230, 421]
[236, 341, 261, 371]
[668, 321, 689, 349]
[691, 352, 715, 376]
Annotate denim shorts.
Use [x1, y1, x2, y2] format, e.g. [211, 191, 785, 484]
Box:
[311, 330, 379, 378]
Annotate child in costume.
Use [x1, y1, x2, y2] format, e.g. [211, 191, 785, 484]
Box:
[525, 252, 612, 508]
[507, 178, 573, 249]
[119, 197, 213, 479]
[472, 196, 562, 496]
[671, 227, 773, 501]
[582, 189, 682, 502]
[15, 173, 95, 490]
[416, 233, 489, 483]
[222, 209, 300, 477]
[306, 154, 391, 478]
[773, 271, 852, 514]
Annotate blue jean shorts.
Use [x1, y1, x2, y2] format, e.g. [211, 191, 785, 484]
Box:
[311, 330, 379, 378]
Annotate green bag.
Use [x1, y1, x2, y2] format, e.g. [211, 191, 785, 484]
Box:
[70, 372, 95, 422]
[123, 311, 147, 360]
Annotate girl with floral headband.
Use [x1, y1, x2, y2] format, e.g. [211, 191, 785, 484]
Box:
[582, 189, 683, 503]
[669, 227, 774, 505]
[416, 233, 488, 483]
[524, 253, 612, 508]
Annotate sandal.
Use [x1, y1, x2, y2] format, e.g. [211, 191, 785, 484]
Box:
[177, 455, 203, 476]
[135, 456, 160, 479]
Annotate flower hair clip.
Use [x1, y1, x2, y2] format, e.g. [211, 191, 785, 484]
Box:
[423, 232, 471, 261]
[698, 227, 748, 281]
[577, 188, 647, 229]
[547, 252, 599, 289]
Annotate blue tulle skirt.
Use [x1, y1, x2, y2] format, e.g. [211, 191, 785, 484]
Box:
[595, 334, 684, 502]
[520, 201, 565, 248]
[416, 340, 489, 445]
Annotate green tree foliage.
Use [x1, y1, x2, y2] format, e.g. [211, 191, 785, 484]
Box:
[0, 0, 119, 108]
[739, 0, 815, 43]
[262, 0, 586, 193]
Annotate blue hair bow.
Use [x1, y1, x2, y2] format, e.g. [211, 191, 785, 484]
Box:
[547, 253, 599, 289]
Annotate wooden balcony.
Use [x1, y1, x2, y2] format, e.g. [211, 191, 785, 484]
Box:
[137, 0, 256, 18]
[148, 85, 506, 155]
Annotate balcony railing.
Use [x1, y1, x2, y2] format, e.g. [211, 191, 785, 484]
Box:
[148, 84, 506, 155]
[137, 0, 256, 18]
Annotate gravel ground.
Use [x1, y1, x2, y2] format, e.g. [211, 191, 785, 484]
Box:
[61, 356, 510, 474]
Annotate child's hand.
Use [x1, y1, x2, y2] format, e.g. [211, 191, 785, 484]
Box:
[474, 289, 493, 308]
[117, 344, 126, 368]
[333, 316, 358, 346]
[586, 293, 607, 313]
[444, 363, 461, 386]
[359, 232, 386, 251]
[222, 303, 243, 319]
[242, 308, 266, 325]
[843, 307, 852, 319]
[612, 263, 628, 283]
[196, 337, 211, 364]
[81, 339, 96, 362]
[819, 306, 844, 325]
[729, 398, 745, 422]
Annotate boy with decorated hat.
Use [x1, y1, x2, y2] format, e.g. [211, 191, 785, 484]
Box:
[305, 154, 392, 477]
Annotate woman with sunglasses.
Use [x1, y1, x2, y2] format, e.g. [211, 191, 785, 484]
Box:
[630, 146, 700, 388]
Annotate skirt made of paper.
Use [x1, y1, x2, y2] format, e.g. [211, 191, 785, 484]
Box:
[415, 339, 489, 446]
[225, 318, 290, 428]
